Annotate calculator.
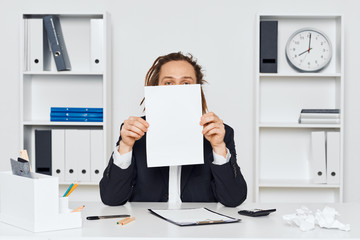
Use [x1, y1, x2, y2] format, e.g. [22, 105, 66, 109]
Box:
[238, 208, 276, 217]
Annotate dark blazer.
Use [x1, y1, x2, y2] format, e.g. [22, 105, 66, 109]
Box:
[100, 120, 247, 207]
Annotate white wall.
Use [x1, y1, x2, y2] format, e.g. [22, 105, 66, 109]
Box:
[0, 0, 359, 203]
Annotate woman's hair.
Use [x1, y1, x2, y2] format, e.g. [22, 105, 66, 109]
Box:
[141, 52, 208, 114]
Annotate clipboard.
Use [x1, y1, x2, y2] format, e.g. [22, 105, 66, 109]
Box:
[148, 207, 240, 226]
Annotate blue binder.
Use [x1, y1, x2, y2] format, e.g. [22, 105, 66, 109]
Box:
[50, 117, 103, 122]
[43, 15, 71, 71]
[50, 112, 103, 118]
[51, 107, 103, 113]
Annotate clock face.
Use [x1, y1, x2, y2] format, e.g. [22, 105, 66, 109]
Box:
[285, 28, 332, 72]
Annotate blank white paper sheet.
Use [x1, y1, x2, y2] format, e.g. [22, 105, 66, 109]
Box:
[144, 84, 204, 167]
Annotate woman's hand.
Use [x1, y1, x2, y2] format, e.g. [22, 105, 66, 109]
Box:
[200, 112, 227, 158]
[119, 117, 149, 155]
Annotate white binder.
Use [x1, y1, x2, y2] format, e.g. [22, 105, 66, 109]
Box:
[90, 19, 103, 71]
[0, 172, 81, 232]
[65, 130, 77, 182]
[26, 18, 50, 71]
[326, 132, 340, 184]
[51, 129, 65, 182]
[310, 131, 327, 183]
[65, 130, 91, 182]
[90, 130, 104, 182]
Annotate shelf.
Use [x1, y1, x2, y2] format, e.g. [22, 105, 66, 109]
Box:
[259, 179, 340, 189]
[259, 73, 341, 78]
[256, 14, 343, 203]
[20, 13, 111, 185]
[259, 122, 340, 128]
[23, 12, 105, 16]
[259, 14, 343, 19]
[60, 182, 99, 186]
[22, 121, 103, 126]
[23, 71, 103, 76]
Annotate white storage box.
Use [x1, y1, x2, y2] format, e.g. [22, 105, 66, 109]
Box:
[0, 171, 81, 232]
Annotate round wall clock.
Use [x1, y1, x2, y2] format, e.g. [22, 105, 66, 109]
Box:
[285, 28, 332, 72]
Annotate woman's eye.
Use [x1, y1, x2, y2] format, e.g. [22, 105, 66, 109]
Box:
[165, 82, 172, 85]
[183, 82, 190, 85]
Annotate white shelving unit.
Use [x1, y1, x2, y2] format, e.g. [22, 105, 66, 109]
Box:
[255, 14, 344, 202]
[20, 12, 112, 185]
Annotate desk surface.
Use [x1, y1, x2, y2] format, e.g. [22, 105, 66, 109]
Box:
[0, 202, 359, 239]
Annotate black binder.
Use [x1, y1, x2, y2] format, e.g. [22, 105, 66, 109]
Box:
[260, 21, 278, 73]
[35, 130, 52, 175]
[43, 15, 71, 71]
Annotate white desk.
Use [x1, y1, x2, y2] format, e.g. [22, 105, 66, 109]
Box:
[0, 202, 359, 239]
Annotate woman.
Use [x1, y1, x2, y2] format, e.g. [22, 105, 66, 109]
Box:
[100, 52, 247, 207]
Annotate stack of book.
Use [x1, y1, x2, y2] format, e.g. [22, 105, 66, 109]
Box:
[298, 109, 340, 124]
[50, 107, 103, 122]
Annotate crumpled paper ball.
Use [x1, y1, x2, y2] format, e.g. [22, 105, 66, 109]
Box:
[283, 206, 350, 232]
[315, 206, 350, 231]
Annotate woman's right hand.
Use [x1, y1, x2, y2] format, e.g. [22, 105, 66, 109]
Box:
[118, 117, 149, 155]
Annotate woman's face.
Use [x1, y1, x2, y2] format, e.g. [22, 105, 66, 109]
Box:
[158, 60, 196, 86]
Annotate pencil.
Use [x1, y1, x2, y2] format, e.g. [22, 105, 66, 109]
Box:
[65, 182, 79, 197]
[118, 217, 135, 225]
[72, 205, 85, 212]
[63, 183, 74, 197]
[116, 217, 130, 224]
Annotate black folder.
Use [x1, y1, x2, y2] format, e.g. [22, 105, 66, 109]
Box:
[35, 129, 52, 175]
[260, 21, 278, 73]
[43, 15, 71, 71]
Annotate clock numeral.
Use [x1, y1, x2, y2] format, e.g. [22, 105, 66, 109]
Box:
[294, 41, 299, 45]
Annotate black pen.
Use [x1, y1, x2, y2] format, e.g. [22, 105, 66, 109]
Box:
[86, 214, 130, 220]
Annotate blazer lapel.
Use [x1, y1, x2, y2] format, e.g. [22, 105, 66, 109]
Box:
[181, 165, 194, 193]
[181, 138, 211, 192]
[160, 166, 169, 186]
[143, 132, 169, 187]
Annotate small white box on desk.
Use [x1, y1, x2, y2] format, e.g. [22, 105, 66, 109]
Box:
[0, 171, 81, 232]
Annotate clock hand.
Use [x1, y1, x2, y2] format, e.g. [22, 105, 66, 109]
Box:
[298, 48, 312, 56]
[308, 33, 312, 52]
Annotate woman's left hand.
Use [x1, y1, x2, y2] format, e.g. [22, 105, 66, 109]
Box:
[200, 112, 227, 158]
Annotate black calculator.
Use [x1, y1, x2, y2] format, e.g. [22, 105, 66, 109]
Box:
[238, 208, 276, 217]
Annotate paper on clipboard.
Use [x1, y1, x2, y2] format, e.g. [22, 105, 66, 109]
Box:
[144, 84, 204, 167]
[148, 207, 240, 226]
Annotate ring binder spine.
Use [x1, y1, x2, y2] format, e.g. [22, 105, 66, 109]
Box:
[43, 15, 71, 71]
